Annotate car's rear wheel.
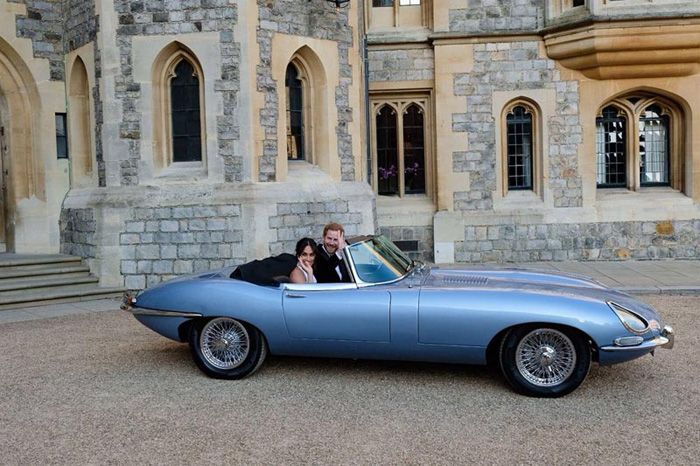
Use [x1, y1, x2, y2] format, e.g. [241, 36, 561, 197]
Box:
[189, 317, 267, 379]
[499, 326, 590, 397]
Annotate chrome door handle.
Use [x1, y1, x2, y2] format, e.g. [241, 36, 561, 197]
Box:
[285, 293, 306, 299]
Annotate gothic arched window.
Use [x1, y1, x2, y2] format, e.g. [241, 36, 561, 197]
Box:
[286, 63, 304, 160]
[170, 59, 202, 162]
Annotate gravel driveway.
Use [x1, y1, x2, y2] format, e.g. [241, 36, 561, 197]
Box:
[1, 294, 698, 464]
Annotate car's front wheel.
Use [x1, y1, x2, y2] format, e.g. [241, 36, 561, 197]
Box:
[499, 326, 591, 397]
[189, 317, 267, 379]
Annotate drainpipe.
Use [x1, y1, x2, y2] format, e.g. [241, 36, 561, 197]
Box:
[363, 35, 371, 185]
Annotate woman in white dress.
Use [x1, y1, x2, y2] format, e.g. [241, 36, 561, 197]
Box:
[290, 237, 318, 284]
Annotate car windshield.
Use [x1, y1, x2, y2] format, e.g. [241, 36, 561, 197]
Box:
[347, 236, 413, 283]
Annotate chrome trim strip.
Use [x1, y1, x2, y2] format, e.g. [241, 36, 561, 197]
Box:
[607, 301, 650, 334]
[127, 307, 202, 318]
[600, 335, 669, 352]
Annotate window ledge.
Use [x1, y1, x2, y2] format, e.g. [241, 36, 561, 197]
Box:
[155, 162, 207, 182]
[594, 187, 696, 222]
[377, 194, 435, 226]
[595, 186, 687, 202]
[494, 189, 544, 211]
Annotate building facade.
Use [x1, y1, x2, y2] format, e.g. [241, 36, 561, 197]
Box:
[367, 0, 700, 263]
[0, 0, 699, 288]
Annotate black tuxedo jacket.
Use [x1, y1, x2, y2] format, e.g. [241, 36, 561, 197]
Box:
[314, 246, 351, 283]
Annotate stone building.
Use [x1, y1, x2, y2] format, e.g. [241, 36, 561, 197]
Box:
[0, 0, 699, 289]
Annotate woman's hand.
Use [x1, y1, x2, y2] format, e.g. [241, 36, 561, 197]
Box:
[298, 259, 314, 276]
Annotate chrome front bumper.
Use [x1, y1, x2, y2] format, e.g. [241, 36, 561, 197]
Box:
[601, 325, 674, 352]
[120, 293, 202, 318]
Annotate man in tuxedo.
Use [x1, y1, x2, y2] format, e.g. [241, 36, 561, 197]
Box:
[314, 222, 352, 283]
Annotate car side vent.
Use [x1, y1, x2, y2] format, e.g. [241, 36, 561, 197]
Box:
[440, 275, 489, 286]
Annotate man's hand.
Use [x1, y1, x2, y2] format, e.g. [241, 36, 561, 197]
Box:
[338, 231, 346, 251]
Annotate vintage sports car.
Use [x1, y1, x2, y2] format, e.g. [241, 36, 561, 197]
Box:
[123, 235, 674, 397]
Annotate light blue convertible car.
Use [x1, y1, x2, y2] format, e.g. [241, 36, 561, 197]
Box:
[124, 235, 674, 397]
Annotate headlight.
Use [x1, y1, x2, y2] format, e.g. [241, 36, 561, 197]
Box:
[608, 302, 649, 334]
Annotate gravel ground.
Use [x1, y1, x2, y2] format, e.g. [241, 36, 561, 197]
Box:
[0, 294, 698, 464]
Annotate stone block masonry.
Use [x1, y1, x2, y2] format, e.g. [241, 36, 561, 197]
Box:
[368, 48, 434, 82]
[452, 41, 582, 211]
[454, 220, 700, 263]
[256, 0, 355, 181]
[120, 204, 245, 289]
[113, 0, 240, 185]
[60, 208, 97, 259]
[379, 225, 434, 262]
[449, 1, 542, 34]
[14, 0, 66, 80]
[268, 200, 365, 256]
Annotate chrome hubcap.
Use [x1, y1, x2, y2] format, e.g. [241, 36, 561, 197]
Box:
[200, 318, 250, 370]
[515, 329, 576, 387]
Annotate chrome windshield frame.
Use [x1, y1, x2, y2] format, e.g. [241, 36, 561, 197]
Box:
[343, 236, 414, 288]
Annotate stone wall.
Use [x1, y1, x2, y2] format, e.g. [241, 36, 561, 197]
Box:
[14, 0, 65, 80]
[120, 205, 245, 289]
[449, 0, 542, 33]
[368, 48, 433, 82]
[113, 0, 240, 185]
[379, 225, 434, 262]
[454, 220, 700, 262]
[452, 40, 582, 211]
[65, 0, 96, 52]
[256, 0, 355, 181]
[60, 208, 97, 258]
[93, 42, 106, 187]
[268, 200, 365, 256]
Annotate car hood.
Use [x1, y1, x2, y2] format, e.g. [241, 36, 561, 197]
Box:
[421, 266, 661, 322]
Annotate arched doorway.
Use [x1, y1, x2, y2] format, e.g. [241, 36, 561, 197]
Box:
[0, 38, 42, 253]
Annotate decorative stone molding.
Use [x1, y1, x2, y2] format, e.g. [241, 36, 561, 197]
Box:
[544, 20, 700, 79]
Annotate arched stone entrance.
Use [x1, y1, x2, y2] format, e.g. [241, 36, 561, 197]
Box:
[0, 38, 42, 253]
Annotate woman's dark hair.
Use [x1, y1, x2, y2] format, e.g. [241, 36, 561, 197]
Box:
[295, 237, 317, 257]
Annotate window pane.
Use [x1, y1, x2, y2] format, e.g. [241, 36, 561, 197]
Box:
[170, 60, 202, 162]
[596, 106, 626, 187]
[506, 106, 533, 190]
[55, 113, 68, 159]
[373, 0, 393, 6]
[639, 104, 669, 186]
[376, 106, 398, 196]
[399, 0, 420, 4]
[403, 104, 425, 194]
[286, 64, 304, 160]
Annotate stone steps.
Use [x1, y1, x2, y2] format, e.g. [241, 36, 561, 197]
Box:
[0, 254, 125, 310]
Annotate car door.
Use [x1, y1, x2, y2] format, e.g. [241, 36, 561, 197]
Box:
[282, 283, 391, 342]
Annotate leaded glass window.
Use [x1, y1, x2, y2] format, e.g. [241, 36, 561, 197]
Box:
[376, 106, 398, 195]
[506, 106, 533, 190]
[286, 63, 304, 160]
[596, 106, 626, 187]
[55, 113, 68, 159]
[403, 104, 425, 194]
[170, 59, 201, 162]
[639, 104, 669, 186]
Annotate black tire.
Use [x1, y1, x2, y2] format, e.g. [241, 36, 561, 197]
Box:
[189, 317, 267, 379]
[499, 325, 591, 398]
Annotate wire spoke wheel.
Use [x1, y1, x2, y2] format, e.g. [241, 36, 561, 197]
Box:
[515, 328, 576, 387]
[200, 318, 250, 370]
